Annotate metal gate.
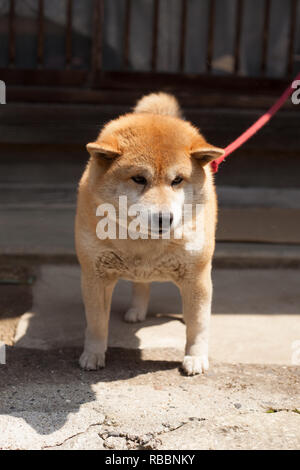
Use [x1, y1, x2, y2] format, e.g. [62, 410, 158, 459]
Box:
[0, 0, 298, 104]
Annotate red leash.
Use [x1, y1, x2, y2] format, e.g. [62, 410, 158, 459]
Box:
[211, 72, 300, 173]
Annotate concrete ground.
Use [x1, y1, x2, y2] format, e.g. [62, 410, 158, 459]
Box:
[1, 347, 299, 450]
[13, 265, 300, 365]
[0, 264, 299, 450]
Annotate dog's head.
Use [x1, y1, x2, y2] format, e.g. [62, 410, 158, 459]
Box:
[87, 113, 224, 236]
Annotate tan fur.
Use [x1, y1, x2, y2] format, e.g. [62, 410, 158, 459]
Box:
[75, 92, 224, 375]
[134, 92, 182, 117]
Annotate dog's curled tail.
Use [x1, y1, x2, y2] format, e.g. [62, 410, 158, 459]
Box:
[134, 92, 181, 118]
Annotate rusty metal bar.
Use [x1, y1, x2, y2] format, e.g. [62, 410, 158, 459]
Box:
[234, 0, 244, 74]
[179, 0, 187, 72]
[37, 0, 44, 67]
[123, 0, 131, 68]
[151, 0, 159, 71]
[8, 0, 15, 66]
[90, 0, 104, 83]
[287, 0, 298, 75]
[261, 0, 271, 75]
[206, 0, 215, 72]
[65, 0, 73, 68]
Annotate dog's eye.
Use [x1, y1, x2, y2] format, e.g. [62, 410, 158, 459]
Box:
[132, 175, 147, 185]
[171, 176, 183, 186]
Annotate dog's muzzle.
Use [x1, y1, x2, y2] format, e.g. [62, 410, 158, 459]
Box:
[149, 211, 174, 234]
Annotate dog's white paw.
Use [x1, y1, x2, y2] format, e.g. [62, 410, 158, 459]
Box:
[124, 307, 146, 323]
[182, 355, 209, 376]
[79, 351, 105, 371]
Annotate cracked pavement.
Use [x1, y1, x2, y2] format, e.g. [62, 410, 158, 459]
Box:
[0, 264, 299, 450]
[0, 347, 299, 450]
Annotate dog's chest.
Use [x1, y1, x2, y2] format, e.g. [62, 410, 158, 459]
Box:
[95, 250, 188, 282]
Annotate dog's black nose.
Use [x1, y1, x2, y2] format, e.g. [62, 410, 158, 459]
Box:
[149, 212, 174, 233]
[158, 212, 173, 231]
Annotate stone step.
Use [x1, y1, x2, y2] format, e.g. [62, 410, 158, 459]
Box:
[1, 105, 299, 152]
[1, 184, 300, 208]
[1, 203, 300, 259]
[1, 103, 300, 188]
[0, 184, 299, 255]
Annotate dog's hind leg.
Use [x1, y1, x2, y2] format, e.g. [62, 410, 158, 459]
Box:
[124, 282, 150, 323]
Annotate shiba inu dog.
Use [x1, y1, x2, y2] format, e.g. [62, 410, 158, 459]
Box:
[75, 92, 224, 375]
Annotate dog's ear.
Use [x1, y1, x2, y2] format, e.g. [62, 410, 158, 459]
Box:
[191, 143, 225, 166]
[86, 136, 121, 159]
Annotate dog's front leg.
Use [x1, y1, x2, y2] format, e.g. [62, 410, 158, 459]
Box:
[79, 269, 116, 370]
[180, 264, 212, 375]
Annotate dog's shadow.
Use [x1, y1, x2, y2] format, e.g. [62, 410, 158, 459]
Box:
[2, 344, 182, 437]
[109, 279, 185, 352]
[3, 266, 184, 436]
